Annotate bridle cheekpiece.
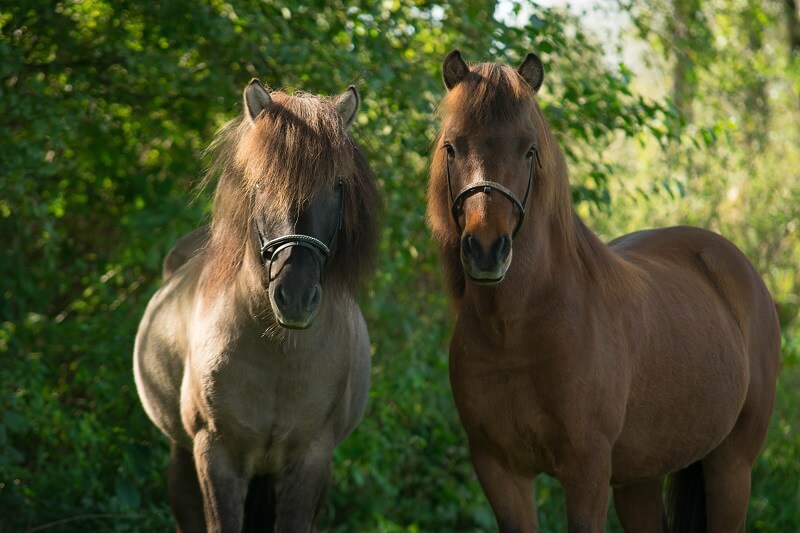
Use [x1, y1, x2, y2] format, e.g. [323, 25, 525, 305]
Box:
[255, 179, 345, 283]
[446, 148, 541, 238]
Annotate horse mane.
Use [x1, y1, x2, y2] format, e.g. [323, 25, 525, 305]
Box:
[200, 90, 380, 295]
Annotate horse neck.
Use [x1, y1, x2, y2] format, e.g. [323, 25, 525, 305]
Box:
[463, 205, 632, 326]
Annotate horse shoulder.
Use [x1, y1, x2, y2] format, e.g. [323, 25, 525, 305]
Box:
[448, 307, 616, 476]
[134, 260, 204, 445]
[318, 295, 371, 441]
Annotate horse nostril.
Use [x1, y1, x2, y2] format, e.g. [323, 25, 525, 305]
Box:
[493, 235, 512, 263]
[305, 285, 321, 311]
[461, 234, 475, 257]
[274, 285, 288, 307]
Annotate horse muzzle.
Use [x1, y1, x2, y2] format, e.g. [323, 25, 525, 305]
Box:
[460, 233, 513, 284]
[449, 178, 527, 286]
[262, 241, 327, 329]
[269, 280, 322, 329]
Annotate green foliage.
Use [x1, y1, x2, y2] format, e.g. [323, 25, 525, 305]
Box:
[1, 0, 796, 531]
[750, 336, 800, 531]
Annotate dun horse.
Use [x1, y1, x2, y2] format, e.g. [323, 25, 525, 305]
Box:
[134, 79, 379, 532]
[427, 50, 779, 532]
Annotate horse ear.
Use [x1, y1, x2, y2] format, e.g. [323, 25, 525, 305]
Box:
[334, 85, 360, 127]
[518, 53, 544, 93]
[243, 78, 272, 123]
[443, 49, 469, 90]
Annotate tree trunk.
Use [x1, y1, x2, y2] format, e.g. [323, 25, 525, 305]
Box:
[784, 0, 800, 57]
[670, 0, 700, 123]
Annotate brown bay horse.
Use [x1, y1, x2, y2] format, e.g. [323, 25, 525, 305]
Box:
[427, 50, 780, 532]
[134, 79, 379, 532]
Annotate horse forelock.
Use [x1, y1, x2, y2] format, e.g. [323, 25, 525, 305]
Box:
[200, 90, 380, 295]
[440, 63, 535, 129]
[240, 93, 350, 211]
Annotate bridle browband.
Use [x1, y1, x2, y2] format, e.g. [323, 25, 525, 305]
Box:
[446, 148, 541, 238]
[255, 179, 345, 283]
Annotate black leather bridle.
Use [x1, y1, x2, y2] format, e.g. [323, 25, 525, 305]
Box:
[446, 148, 541, 238]
[254, 180, 345, 283]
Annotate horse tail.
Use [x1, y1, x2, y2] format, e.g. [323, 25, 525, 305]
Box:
[666, 461, 707, 533]
[242, 474, 276, 532]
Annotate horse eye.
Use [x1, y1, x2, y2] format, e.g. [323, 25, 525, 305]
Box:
[444, 143, 455, 159]
[525, 148, 536, 161]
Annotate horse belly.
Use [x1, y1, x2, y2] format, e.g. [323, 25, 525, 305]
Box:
[610, 327, 750, 483]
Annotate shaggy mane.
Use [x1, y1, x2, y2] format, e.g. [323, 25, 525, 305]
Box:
[200, 90, 380, 295]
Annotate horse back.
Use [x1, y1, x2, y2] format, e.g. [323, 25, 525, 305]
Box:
[611, 225, 778, 346]
[162, 226, 210, 280]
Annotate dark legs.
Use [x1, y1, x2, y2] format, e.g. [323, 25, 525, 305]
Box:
[168, 441, 206, 533]
[170, 431, 333, 533]
[274, 440, 334, 533]
[193, 429, 248, 533]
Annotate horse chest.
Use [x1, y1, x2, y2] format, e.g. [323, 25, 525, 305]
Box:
[450, 357, 562, 476]
[187, 339, 346, 448]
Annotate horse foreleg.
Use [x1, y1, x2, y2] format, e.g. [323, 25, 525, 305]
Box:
[274, 439, 334, 533]
[470, 444, 538, 532]
[193, 429, 248, 533]
[612, 479, 667, 533]
[558, 447, 612, 533]
[168, 441, 206, 533]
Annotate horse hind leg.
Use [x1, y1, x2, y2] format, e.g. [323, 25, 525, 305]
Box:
[613, 478, 668, 533]
[668, 406, 772, 533]
[168, 441, 206, 533]
[701, 348, 776, 533]
[701, 415, 770, 533]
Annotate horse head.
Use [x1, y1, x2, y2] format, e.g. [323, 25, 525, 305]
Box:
[240, 80, 361, 329]
[436, 51, 545, 285]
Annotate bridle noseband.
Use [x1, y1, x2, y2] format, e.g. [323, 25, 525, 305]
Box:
[255, 180, 345, 283]
[446, 148, 541, 238]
